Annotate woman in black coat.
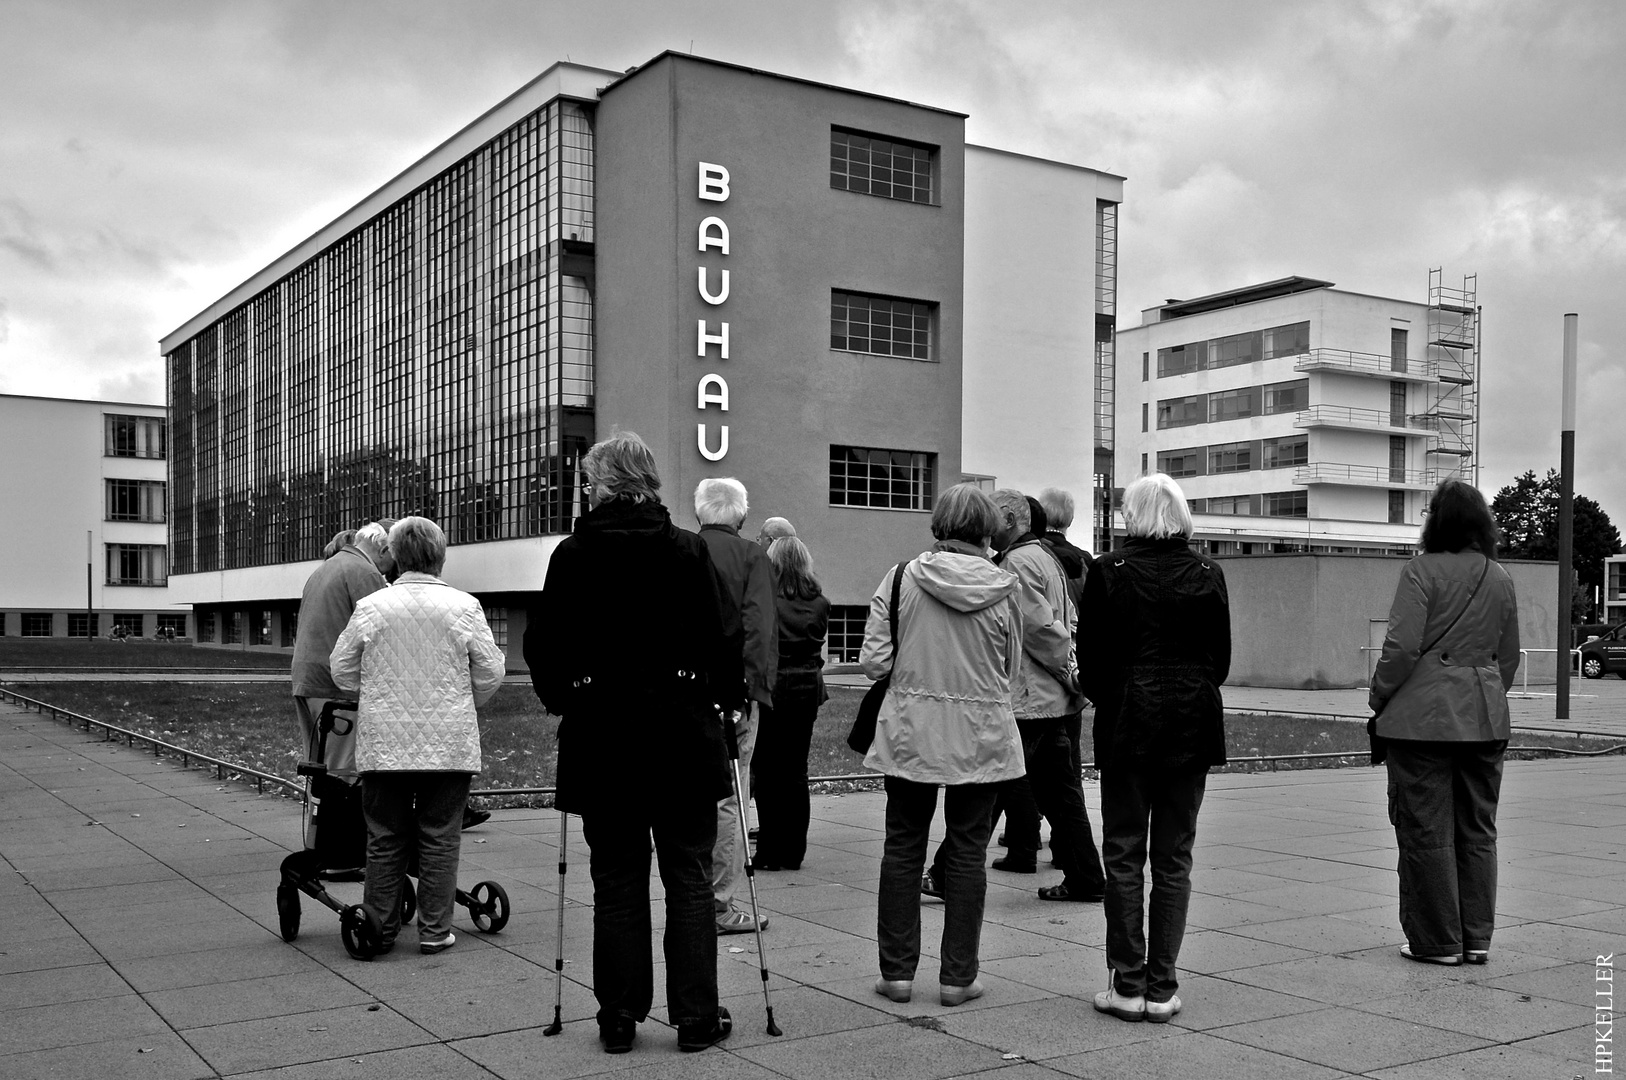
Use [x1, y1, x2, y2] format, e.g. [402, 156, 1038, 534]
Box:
[1079, 473, 1230, 1025]
[751, 536, 830, 872]
[524, 431, 740, 1056]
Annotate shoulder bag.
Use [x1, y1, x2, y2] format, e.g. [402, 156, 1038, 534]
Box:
[847, 560, 907, 754]
[1368, 555, 1491, 764]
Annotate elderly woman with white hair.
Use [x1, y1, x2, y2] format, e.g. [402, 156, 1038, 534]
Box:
[330, 516, 506, 956]
[1079, 473, 1231, 1025]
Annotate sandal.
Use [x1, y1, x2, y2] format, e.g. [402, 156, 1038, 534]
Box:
[1038, 882, 1103, 903]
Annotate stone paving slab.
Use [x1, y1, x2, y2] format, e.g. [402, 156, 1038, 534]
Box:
[0, 701, 1616, 1078]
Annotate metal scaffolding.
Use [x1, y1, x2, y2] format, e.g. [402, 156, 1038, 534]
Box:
[1420, 268, 1479, 487]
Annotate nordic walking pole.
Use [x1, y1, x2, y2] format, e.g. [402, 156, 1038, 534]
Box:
[724, 707, 782, 1036]
[542, 808, 568, 1036]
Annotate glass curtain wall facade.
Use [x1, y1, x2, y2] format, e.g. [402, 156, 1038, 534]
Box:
[168, 100, 597, 575]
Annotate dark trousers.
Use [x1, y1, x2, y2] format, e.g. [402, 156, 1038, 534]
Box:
[582, 791, 719, 1026]
[878, 777, 998, 987]
[753, 700, 819, 867]
[1020, 716, 1104, 891]
[1100, 765, 1207, 1002]
[361, 771, 470, 944]
[1385, 739, 1504, 955]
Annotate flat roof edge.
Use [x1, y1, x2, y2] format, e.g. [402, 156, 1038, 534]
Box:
[604, 50, 970, 119]
[0, 392, 164, 410]
[159, 60, 624, 352]
[966, 143, 1126, 183]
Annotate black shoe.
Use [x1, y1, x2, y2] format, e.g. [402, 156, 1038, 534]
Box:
[991, 854, 1037, 874]
[920, 868, 944, 901]
[462, 807, 491, 830]
[1038, 882, 1103, 903]
[677, 1006, 732, 1052]
[599, 1016, 636, 1054]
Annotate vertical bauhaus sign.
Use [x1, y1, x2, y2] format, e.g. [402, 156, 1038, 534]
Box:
[696, 161, 732, 462]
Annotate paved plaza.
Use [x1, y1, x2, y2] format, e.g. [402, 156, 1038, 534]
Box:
[0, 698, 1615, 1079]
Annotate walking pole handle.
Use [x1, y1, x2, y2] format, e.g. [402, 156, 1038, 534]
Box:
[722, 705, 741, 761]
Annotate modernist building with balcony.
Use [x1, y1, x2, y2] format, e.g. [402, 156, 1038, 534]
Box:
[1114, 273, 1479, 555]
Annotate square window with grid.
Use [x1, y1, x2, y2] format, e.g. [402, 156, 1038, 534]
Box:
[68, 613, 100, 638]
[830, 446, 935, 511]
[21, 613, 52, 637]
[827, 604, 869, 664]
[831, 291, 934, 360]
[830, 129, 935, 203]
[157, 614, 187, 639]
[484, 606, 509, 650]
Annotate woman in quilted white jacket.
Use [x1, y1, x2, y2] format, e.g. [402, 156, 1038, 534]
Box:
[331, 516, 506, 955]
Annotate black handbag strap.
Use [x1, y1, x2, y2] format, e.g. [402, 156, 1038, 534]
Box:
[886, 560, 907, 673]
[1420, 555, 1491, 657]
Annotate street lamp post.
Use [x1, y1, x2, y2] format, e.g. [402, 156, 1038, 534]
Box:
[1557, 314, 1578, 721]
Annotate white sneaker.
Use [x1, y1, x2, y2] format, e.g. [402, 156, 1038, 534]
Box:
[874, 977, 913, 1002]
[1144, 994, 1182, 1023]
[420, 931, 455, 955]
[716, 908, 768, 935]
[940, 978, 984, 1006]
[1093, 986, 1146, 1022]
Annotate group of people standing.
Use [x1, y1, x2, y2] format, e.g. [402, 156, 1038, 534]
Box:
[295, 425, 1521, 1057]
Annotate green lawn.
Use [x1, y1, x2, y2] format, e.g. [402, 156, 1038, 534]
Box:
[9, 680, 1613, 807]
[0, 638, 292, 670]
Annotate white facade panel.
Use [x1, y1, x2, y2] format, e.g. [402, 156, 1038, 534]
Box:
[961, 145, 1121, 548]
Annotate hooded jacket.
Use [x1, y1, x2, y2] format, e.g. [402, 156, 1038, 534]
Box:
[1369, 551, 1519, 741]
[292, 546, 386, 699]
[859, 543, 1069, 785]
[998, 535, 1082, 720]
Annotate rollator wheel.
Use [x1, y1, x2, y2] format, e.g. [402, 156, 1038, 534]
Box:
[466, 881, 510, 933]
[276, 883, 301, 942]
[340, 904, 385, 960]
[400, 878, 417, 926]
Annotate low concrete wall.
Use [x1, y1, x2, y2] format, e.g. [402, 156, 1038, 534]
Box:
[1215, 553, 1559, 689]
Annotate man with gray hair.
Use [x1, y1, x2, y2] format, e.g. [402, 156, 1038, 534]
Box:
[694, 477, 778, 934]
[987, 488, 1106, 903]
[291, 522, 390, 788]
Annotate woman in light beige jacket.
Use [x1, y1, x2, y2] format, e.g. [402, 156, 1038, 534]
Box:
[861, 483, 1068, 1008]
[1369, 479, 1519, 967]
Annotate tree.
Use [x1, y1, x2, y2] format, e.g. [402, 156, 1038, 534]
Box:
[1491, 469, 1623, 619]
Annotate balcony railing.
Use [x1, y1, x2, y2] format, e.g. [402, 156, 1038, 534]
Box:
[1294, 461, 1440, 489]
[1295, 404, 1432, 434]
[1295, 349, 1439, 382]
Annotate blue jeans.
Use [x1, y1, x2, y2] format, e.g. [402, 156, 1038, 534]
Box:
[1100, 766, 1206, 1002]
[361, 771, 470, 944]
[583, 788, 719, 1025]
[1385, 739, 1504, 955]
[878, 777, 998, 987]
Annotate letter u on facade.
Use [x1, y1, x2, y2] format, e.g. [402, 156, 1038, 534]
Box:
[698, 267, 730, 305]
[698, 423, 729, 462]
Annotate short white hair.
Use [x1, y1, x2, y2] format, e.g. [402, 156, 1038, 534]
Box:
[1037, 487, 1075, 530]
[990, 488, 1030, 535]
[694, 477, 748, 526]
[1121, 473, 1194, 540]
[354, 522, 388, 555]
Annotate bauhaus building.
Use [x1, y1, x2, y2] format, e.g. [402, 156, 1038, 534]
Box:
[160, 53, 1122, 663]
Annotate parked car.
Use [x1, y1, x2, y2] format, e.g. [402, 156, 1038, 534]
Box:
[1579, 622, 1626, 679]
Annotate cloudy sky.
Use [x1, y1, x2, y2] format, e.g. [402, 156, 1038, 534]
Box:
[4, 0, 1623, 520]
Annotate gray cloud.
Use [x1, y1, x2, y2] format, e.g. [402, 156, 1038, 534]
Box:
[5, 0, 1625, 522]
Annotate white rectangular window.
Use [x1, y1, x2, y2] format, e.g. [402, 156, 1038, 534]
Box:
[830, 128, 936, 204]
[105, 544, 168, 586]
[106, 479, 167, 522]
[104, 414, 167, 459]
[831, 291, 935, 361]
[830, 446, 935, 511]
